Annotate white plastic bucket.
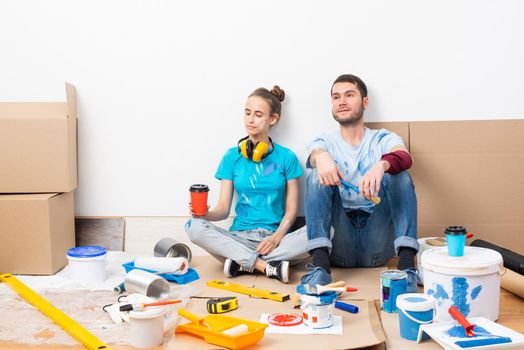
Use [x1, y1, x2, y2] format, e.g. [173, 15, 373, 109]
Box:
[421, 246, 502, 322]
[299, 292, 337, 329]
[416, 237, 447, 284]
[66, 246, 107, 284]
[396, 293, 436, 341]
[129, 307, 166, 348]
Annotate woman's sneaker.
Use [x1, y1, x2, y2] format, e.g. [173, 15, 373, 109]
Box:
[224, 258, 255, 277]
[265, 260, 289, 283]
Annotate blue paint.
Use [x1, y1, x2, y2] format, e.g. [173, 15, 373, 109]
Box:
[344, 161, 348, 168]
[471, 285, 482, 300]
[357, 161, 369, 175]
[262, 162, 281, 176]
[455, 337, 512, 348]
[381, 273, 407, 313]
[452, 277, 470, 317]
[377, 131, 388, 142]
[447, 325, 490, 338]
[185, 219, 192, 229]
[405, 297, 426, 302]
[427, 283, 449, 306]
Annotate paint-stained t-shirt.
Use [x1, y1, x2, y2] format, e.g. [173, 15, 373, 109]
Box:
[215, 143, 303, 232]
[307, 127, 404, 212]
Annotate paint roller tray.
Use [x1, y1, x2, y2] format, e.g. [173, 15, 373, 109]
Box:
[176, 308, 267, 350]
[122, 262, 199, 284]
[417, 317, 524, 349]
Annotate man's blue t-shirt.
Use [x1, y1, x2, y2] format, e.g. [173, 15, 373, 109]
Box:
[307, 127, 404, 212]
[215, 143, 303, 232]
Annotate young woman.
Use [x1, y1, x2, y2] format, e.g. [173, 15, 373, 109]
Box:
[185, 86, 308, 283]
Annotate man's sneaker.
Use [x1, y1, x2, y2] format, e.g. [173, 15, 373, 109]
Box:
[300, 263, 333, 287]
[403, 267, 420, 293]
[223, 259, 255, 278]
[265, 260, 290, 283]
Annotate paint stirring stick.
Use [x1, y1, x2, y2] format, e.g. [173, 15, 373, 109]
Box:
[340, 179, 381, 204]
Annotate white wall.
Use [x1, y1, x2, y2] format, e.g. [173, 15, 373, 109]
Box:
[0, 0, 522, 216]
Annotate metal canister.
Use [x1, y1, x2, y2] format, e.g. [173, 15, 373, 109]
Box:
[124, 269, 170, 299]
[154, 237, 192, 262]
[380, 269, 408, 313]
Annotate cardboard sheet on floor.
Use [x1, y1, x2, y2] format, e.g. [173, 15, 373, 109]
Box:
[168, 256, 386, 350]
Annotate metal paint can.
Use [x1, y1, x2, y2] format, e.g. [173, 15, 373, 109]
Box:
[380, 269, 408, 313]
[154, 237, 192, 262]
[124, 269, 170, 299]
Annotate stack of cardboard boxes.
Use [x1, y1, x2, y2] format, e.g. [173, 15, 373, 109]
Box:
[0, 83, 77, 274]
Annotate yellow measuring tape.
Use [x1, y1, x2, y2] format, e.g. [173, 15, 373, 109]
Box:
[0, 273, 112, 350]
[207, 279, 290, 302]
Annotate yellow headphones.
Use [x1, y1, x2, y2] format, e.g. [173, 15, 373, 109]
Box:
[238, 136, 273, 162]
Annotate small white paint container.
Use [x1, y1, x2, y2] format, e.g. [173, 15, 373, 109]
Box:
[66, 246, 107, 284]
[421, 246, 502, 322]
[300, 291, 337, 329]
[129, 307, 166, 348]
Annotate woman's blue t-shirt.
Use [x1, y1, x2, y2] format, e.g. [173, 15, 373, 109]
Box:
[215, 143, 303, 232]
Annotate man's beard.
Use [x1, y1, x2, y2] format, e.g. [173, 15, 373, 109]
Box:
[332, 106, 364, 126]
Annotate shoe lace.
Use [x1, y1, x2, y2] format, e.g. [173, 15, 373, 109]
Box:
[266, 264, 278, 276]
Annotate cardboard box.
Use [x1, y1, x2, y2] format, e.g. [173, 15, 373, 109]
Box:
[0, 83, 77, 193]
[0, 192, 75, 275]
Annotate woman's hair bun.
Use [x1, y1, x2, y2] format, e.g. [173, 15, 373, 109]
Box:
[270, 85, 285, 102]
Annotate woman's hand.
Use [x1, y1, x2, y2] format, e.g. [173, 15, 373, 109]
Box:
[188, 202, 209, 218]
[256, 238, 280, 255]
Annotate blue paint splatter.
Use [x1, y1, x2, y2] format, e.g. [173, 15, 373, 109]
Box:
[263, 162, 281, 176]
[357, 161, 369, 175]
[185, 219, 192, 229]
[446, 325, 490, 338]
[471, 285, 482, 300]
[427, 283, 449, 306]
[452, 277, 470, 317]
[377, 131, 389, 142]
[344, 161, 348, 168]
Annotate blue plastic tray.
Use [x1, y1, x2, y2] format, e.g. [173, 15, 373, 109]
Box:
[122, 261, 199, 284]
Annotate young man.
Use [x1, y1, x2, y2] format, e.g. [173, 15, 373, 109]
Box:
[301, 74, 419, 292]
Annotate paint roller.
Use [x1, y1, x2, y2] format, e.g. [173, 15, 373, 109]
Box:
[471, 239, 524, 275]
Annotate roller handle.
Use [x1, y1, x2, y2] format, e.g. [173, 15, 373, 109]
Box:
[178, 308, 202, 325]
[335, 301, 359, 314]
[449, 306, 475, 337]
[144, 299, 181, 307]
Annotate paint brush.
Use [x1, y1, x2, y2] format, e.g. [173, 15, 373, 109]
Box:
[119, 299, 181, 311]
[340, 179, 381, 204]
[301, 281, 354, 294]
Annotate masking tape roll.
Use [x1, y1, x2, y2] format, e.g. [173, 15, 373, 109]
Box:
[501, 268, 524, 299]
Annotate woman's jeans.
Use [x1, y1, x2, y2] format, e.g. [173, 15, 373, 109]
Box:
[185, 219, 310, 269]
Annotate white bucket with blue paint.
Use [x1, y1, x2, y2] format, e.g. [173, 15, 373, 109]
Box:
[396, 293, 435, 341]
[421, 246, 502, 322]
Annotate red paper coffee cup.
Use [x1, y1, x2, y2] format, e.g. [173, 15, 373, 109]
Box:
[189, 184, 209, 216]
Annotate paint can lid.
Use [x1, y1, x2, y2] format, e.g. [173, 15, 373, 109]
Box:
[268, 313, 303, 327]
[396, 293, 436, 312]
[421, 247, 503, 275]
[67, 246, 107, 258]
[300, 291, 338, 304]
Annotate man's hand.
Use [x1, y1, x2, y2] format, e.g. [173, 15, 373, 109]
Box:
[358, 160, 388, 200]
[257, 238, 279, 255]
[314, 151, 345, 186]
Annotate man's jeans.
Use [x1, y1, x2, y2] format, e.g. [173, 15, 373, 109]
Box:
[305, 170, 419, 268]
